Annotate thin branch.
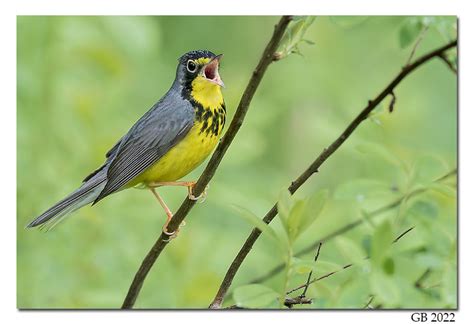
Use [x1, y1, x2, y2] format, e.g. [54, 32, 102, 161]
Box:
[209, 35, 458, 304]
[227, 296, 312, 309]
[226, 226, 415, 309]
[248, 168, 455, 287]
[121, 16, 293, 309]
[300, 242, 322, 298]
[282, 243, 322, 309]
[438, 53, 457, 74]
[415, 268, 432, 289]
[393, 226, 415, 242]
[436, 168, 457, 182]
[364, 295, 375, 309]
[388, 91, 396, 113]
[284, 296, 313, 308]
[405, 25, 429, 67]
[285, 227, 415, 295]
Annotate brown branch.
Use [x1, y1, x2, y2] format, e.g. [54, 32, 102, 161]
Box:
[121, 16, 293, 309]
[209, 39, 457, 309]
[300, 242, 322, 298]
[227, 296, 312, 309]
[415, 268, 432, 289]
[284, 296, 313, 308]
[438, 53, 457, 74]
[388, 91, 396, 113]
[282, 243, 322, 309]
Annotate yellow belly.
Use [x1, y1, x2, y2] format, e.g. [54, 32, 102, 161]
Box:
[129, 123, 220, 186]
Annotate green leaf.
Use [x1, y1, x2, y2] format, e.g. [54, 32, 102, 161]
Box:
[286, 190, 328, 243]
[369, 270, 400, 305]
[278, 16, 316, 60]
[313, 261, 341, 275]
[382, 257, 395, 275]
[371, 221, 394, 266]
[277, 189, 292, 225]
[399, 18, 423, 48]
[355, 142, 402, 168]
[428, 182, 457, 198]
[415, 253, 444, 269]
[300, 190, 329, 232]
[362, 235, 372, 255]
[292, 257, 315, 274]
[287, 199, 306, 242]
[441, 263, 457, 307]
[231, 205, 281, 247]
[405, 199, 439, 224]
[233, 284, 280, 309]
[292, 258, 340, 275]
[411, 155, 449, 186]
[335, 236, 366, 264]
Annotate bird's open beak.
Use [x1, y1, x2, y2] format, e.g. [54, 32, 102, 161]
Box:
[202, 54, 225, 88]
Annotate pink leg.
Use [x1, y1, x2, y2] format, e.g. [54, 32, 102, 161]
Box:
[149, 188, 177, 238]
[148, 181, 208, 202]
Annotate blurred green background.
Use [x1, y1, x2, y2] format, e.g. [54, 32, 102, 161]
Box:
[17, 16, 457, 309]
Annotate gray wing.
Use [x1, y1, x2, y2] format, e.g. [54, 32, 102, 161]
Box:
[82, 135, 124, 183]
[94, 93, 194, 203]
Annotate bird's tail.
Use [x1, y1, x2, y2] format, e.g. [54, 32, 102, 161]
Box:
[26, 174, 107, 231]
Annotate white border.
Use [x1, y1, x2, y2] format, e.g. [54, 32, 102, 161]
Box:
[3, 1, 472, 324]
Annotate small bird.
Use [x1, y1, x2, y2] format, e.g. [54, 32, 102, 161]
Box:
[27, 50, 226, 237]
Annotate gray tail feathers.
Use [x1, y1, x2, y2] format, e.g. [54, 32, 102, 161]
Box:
[26, 176, 107, 231]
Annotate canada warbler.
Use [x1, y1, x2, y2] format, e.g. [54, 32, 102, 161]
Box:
[27, 50, 226, 236]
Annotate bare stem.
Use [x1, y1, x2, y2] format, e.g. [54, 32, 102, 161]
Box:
[300, 242, 322, 298]
[438, 53, 457, 74]
[284, 227, 415, 297]
[405, 25, 429, 67]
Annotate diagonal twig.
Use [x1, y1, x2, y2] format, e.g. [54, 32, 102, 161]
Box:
[209, 39, 457, 309]
[405, 25, 430, 67]
[285, 227, 415, 296]
[415, 268, 432, 289]
[283, 243, 322, 309]
[300, 242, 322, 298]
[364, 295, 375, 309]
[120, 16, 293, 309]
[438, 53, 457, 74]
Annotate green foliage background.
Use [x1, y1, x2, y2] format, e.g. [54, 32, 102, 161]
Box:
[17, 16, 457, 309]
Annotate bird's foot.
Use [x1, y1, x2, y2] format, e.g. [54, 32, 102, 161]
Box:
[161, 216, 186, 242]
[188, 184, 209, 203]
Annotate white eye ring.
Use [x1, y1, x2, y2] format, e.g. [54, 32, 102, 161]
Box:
[187, 60, 197, 73]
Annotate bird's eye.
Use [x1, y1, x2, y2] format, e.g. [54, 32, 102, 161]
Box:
[187, 60, 197, 73]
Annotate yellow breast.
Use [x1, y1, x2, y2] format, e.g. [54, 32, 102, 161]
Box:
[138, 120, 222, 183]
[132, 77, 225, 186]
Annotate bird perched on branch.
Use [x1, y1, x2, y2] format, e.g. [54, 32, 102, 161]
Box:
[27, 50, 226, 239]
